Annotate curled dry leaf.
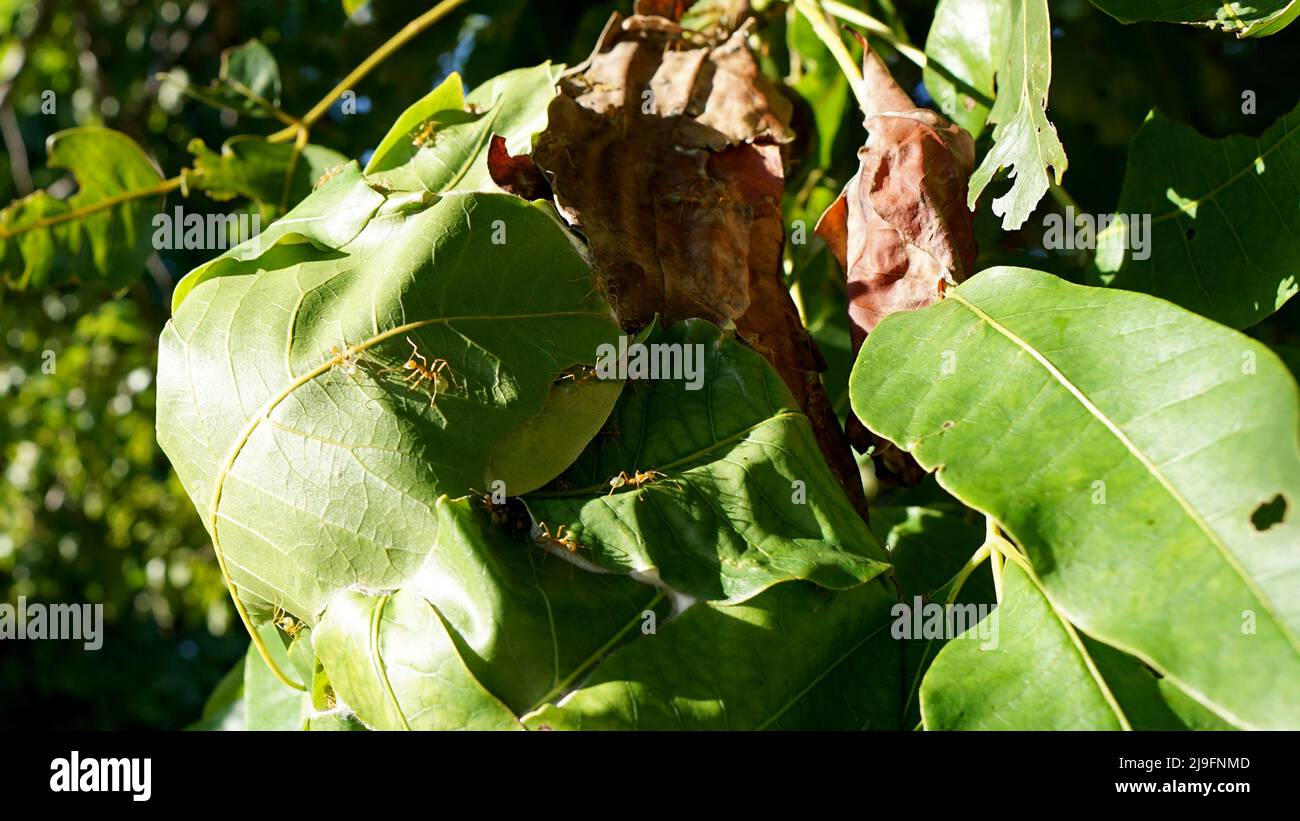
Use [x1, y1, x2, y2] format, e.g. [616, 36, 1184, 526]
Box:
[519, 10, 868, 515]
[486, 134, 551, 201]
[815, 43, 978, 484]
[816, 44, 978, 348]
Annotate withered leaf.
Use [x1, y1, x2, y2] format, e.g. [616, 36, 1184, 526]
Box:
[531, 11, 868, 516]
[487, 134, 552, 201]
[815, 44, 978, 351]
[815, 43, 978, 485]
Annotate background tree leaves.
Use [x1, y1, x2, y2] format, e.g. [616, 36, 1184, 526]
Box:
[0, 128, 166, 290]
[1093, 101, 1300, 329]
[162, 38, 285, 118]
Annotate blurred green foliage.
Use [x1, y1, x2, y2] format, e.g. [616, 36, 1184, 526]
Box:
[0, 0, 625, 730]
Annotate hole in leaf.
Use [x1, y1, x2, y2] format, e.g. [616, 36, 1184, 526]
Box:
[1251, 494, 1288, 531]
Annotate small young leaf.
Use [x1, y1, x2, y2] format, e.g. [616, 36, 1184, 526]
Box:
[163, 39, 283, 118]
[0, 128, 165, 290]
[966, 0, 1067, 230]
[183, 135, 348, 210]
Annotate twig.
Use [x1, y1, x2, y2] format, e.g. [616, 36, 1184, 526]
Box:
[267, 0, 470, 142]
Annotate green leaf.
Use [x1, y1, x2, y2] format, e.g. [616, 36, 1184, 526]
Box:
[525, 321, 889, 604]
[851, 266, 1300, 729]
[169, 162, 387, 311]
[157, 190, 624, 630]
[367, 63, 563, 193]
[1, 128, 165, 290]
[873, 505, 985, 598]
[313, 587, 523, 730]
[312, 497, 660, 728]
[187, 657, 246, 731]
[966, 0, 1067, 230]
[244, 625, 313, 730]
[365, 73, 468, 174]
[1093, 103, 1300, 329]
[922, 0, 1010, 138]
[788, 12, 851, 167]
[523, 578, 903, 730]
[921, 558, 1130, 730]
[873, 506, 994, 728]
[164, 39, 284, 118]
[1084, 635, 1237, 730]
[1090, 1, 1299, 37]
[183, 136, 348, 212]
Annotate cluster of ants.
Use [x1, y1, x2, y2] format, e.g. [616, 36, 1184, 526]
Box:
[477, 467, 678, 557]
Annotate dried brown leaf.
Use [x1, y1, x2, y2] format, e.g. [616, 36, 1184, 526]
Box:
[815, 45, 978, 350]
[487, 134, 551, 201]
[531, 11, 867, 516]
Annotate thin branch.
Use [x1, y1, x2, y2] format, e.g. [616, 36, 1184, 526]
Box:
[0, 105, 33, 195]
[822, 0, 926, 68]
[792, 0, 868, 112]
[0, 176, 183, 239]
[268, 0, 470, 142]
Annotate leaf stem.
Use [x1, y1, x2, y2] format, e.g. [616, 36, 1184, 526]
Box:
[0, 176, 183, 240]
[268, 0, 470, 142]
[792, 0, 869, 113]
[821, 0, 927, 69]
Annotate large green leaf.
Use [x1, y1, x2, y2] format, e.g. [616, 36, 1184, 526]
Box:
[1, 128, 165, 290]
[525, 321, 889, 604]
[922, 556, 1239, 730]
[169, 162, 387, 311]
[851, 266, 1300, 729]
[922, 0, 1010, 138]
[522, 577, 902, 730]
[157, 188, 624, 630]
[1094, 103, 1300, 329]
[1090, 1, 1300, 37]
[311, 497, 661, 729]
[314, 587, 523, 731]
[966, 0, 1067, 230]
[921, 558, 1130, 730]
[366, 63, 563, 193]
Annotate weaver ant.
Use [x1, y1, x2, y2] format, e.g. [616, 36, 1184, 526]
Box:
[607, 469, 679, 496]
[273, 606, 304, 638]
[379, 337, 455, 406]
[534, 522, 582, 553]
